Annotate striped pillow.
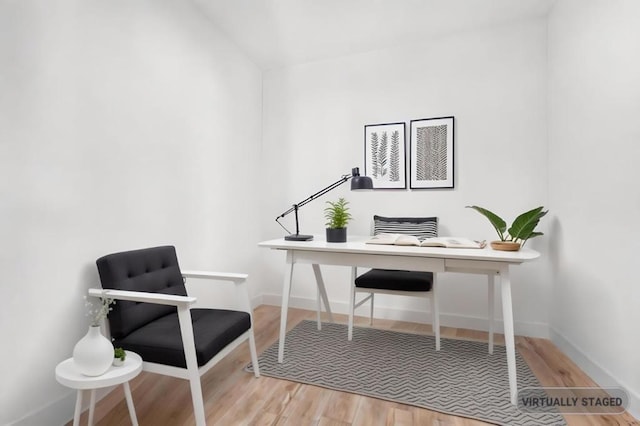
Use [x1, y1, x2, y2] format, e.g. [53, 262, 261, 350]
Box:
[373, 215, 438, 240]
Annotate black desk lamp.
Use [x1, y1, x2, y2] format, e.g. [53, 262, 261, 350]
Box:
[276, 167, 373, 241]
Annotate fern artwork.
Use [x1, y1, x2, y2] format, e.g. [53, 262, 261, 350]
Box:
[409, 116, 454, 189]
[364, 122, 406, 189]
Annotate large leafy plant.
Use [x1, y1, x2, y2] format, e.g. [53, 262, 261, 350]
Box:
[466, 205, 548, 246]
[324, 198, 352, 229]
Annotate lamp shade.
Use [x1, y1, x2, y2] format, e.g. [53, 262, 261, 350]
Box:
[350, 167, 374, 190]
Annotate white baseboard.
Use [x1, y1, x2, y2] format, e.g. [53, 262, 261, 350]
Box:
[8, 391, 74, 426]
[8, 387, 112, 426]
[550, 327, 639, 420]
[260, 293, 550, 338]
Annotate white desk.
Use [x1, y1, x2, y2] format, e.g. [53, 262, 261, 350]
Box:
[56, 351, 142, 426]
[259, 236, 540, 405]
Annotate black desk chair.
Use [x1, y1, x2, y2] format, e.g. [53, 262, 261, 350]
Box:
[348, 216, 441, 350]
[91, 246, 260, 426]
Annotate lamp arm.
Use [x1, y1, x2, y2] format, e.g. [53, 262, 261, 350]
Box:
[275, 174, 350, 220]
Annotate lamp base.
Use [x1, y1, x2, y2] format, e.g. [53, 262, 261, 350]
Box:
[285, 234, 314, 241]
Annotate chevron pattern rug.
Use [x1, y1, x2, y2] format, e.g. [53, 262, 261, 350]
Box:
[246, 320, 565, 426]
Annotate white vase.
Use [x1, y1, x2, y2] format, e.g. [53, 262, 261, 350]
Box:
[72, 325, 114, 376]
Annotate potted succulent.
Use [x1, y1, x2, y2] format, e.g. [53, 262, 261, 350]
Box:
[466, 205, 548, 251]
[113, 347, 126, 367]
[324, 198, 352, 243]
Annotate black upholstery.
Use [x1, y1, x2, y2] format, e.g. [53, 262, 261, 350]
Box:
[355, 269, 433, 292]
[96, 246, 187, 339]
[96, 245, 251, 368]
[117, 309, 250, 368]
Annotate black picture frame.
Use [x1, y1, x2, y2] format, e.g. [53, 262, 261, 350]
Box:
[409, 116, 455, 189]
[364, 122, 407, 189]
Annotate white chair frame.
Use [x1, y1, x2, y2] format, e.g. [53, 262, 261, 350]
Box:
[89, 270, 260, 426]
[347, 266, 441, 350]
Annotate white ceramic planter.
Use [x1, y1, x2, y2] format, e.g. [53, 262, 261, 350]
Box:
[72, 325, 114, 376]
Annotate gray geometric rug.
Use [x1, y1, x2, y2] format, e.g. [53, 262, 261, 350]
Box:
[246, 320, 566, 426]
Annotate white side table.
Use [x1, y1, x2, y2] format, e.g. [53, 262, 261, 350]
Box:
[55, 351, 143, 426]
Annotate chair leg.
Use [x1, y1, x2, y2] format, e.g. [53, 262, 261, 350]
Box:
[369, 293, 374, 325]
[177, 307, 206, 426]
[187, 374, 206, 426]
[348, 267, 356, 341]
[431, 275, 440, 351]
[248, 328, 260, 377]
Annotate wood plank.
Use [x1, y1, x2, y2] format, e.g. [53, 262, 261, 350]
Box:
[280, 384, 332, 421]
[321, 390, 362, 423]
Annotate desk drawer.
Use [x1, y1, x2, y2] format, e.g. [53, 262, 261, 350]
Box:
[291, 250, 445, 273]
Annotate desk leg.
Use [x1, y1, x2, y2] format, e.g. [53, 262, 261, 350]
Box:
[488, 274, 495, 354]
[312, 263, 334, 325]
[123, 382, 139, 426]
[432, 274, 440, 351]
[500, 265, 517, 405]
[73, 390, 82, 426]
[278, 253, 294, 363]
[88, 389, 96, 426]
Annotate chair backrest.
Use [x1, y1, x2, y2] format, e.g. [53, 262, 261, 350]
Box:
[373, 215, 438, 239]
[96, 246, 187, 339]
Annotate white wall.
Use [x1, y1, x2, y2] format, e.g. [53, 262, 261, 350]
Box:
[547, 0, 640, 416]
[260, 19, 551, 335]
[0, 0, 262, 424]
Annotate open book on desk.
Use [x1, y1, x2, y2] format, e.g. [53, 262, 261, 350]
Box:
[366, 233, 487, 249]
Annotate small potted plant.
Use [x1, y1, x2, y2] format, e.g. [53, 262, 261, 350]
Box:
[466, 205, 548, 251]
[324, 198, 352, 243]
[113, 347, 127, 367]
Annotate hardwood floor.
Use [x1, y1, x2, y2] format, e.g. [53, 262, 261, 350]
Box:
[77, 305, 638, 426]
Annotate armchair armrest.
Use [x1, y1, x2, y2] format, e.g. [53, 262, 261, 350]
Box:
[88, 288, 197, 308]
[181, 270, 253, 313]
[181, 270, 248, 284]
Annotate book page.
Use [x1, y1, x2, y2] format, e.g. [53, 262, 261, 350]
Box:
[420, 237, 486, 249]
[394, 235, 421, 246]
[365, 233, 401, 245]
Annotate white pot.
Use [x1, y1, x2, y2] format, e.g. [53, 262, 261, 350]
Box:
[72, 325, 114, 376]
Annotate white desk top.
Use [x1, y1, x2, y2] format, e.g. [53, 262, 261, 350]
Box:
[55, 351, 143, 390]
[259, 235, 540, 264]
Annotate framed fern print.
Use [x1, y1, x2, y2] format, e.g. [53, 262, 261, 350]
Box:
[409, 116, 454, 189]
[364, 122, 406, 189]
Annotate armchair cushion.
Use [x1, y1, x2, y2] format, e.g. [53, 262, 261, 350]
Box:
[114, 309, 251, 368]
[96, 246, 188, 339]
[355, 269, 433, 292]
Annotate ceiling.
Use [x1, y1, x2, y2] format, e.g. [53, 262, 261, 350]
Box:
[195, 0, 557, 70]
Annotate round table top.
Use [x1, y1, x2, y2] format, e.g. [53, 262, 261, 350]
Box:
[55, 351, 143, 390]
